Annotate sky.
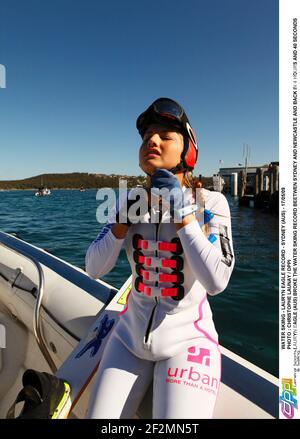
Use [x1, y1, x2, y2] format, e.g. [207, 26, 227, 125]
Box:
[0, 0, 278, 180]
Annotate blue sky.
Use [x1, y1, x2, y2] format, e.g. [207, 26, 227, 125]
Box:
[0, 0, 278, 180]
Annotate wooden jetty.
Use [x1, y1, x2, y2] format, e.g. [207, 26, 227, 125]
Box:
[238, 161, 279, 213]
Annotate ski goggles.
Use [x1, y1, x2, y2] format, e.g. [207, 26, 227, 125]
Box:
[136, 98, 197, 146]
[151, 98, 184, 120]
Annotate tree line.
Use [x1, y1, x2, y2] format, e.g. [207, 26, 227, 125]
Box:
[0, 172, 213, 190]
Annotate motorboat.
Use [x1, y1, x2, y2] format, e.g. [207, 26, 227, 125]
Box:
[0, 230, 278, 419]
[35, 188, 51, 197]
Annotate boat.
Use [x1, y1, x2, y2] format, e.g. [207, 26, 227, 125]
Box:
[35, 176, 51, 196]
[35, 188, 51, 197]
[0, 230, 279, 419]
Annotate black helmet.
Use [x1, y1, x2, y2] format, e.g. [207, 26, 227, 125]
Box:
[136, 97, 198, 173]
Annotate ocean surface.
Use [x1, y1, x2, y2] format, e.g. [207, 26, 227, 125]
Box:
[0, 189, 279, 376]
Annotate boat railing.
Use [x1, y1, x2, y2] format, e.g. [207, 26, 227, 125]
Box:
[0, 235, 57, 373]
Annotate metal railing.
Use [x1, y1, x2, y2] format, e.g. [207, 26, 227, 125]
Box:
[0, 236, 56, 373]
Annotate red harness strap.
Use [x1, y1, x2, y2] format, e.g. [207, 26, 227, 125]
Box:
[133, 234, 183, 255]
[136, 238, 179, 252]
[136, 279, 179, 297]
[162, 259, 178, 269]
[136, 254, 179, 269]
[158, 242, 178, 252]
[139, 269, 179, 283]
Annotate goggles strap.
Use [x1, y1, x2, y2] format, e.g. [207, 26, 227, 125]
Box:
[168, 161, 186, 174]
[168, 135, 192, 174]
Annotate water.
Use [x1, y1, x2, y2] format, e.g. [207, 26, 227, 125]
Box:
[0, 189, 278, 376]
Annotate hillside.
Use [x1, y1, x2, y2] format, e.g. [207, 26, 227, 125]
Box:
[0, 172, 213, 190]
[0, 173, 147, 190]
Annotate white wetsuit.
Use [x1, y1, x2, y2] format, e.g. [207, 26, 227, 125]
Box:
[85, 188, 234, 419]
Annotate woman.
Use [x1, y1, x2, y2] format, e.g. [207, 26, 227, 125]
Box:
[85, 97, 234, 418]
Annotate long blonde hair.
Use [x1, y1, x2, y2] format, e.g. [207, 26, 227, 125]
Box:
[183, 171, 209, 237]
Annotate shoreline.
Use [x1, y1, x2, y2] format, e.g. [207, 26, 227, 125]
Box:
[0, 187, 99, 191]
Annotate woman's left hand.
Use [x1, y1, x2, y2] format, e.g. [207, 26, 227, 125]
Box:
[150, 168, 181, 192]
[150, 169, 196, 222]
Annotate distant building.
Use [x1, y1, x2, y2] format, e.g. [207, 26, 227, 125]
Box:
[219, 162, 279, 197]
[219, 166, 261, 194]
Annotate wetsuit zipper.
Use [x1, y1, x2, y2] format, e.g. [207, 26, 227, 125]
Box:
[144, 296, 158, 345]
[144, 213, 161, 347]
